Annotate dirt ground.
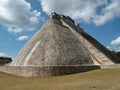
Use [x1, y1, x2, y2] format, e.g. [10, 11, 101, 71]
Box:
[0, 69, 120, 90]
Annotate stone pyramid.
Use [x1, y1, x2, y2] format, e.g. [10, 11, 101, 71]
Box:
[11, 12, 120, 66]
[3, 12, 119, 76]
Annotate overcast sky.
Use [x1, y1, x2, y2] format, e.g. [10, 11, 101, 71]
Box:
[0, 0, 120, 57]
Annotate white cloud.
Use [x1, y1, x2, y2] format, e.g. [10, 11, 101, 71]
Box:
[111, 37, 120, 46]
[94, 0, 120, 26]
[0, 52, 10, 57]
[108, 36, 120, 51]
[0, 0, 41, 33]
[40, 0, 120, 26]
[40, 0, 105, 23]
[16, 35, 29, 41]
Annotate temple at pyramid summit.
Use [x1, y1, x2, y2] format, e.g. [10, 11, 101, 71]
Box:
[0, 12, 120, 77]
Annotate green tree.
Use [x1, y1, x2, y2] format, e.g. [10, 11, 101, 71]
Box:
[115, 52, 120, 58]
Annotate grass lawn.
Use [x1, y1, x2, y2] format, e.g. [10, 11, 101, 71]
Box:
[0, 69, 120, 90]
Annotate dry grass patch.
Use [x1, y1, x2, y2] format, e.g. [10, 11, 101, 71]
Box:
[0, 69, 120, 90]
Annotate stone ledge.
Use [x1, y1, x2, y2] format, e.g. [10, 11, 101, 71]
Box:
[100, 64, 120, 69]
[0, 65, 100, 77]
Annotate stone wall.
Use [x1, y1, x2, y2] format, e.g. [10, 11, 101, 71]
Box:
[1, 65, 120, 77]
[100, 64, 120, 69]
[0, 65, 100, 77]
